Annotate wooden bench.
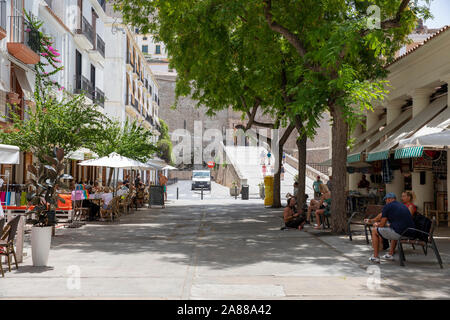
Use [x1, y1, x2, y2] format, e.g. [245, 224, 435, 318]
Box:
[347, 204, 384, 243]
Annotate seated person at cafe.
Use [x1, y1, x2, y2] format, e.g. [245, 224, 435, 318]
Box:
[82, 186, 101, 221]
[358, 175, 370, 189]
[283, 197, 306, 230]
[101, 187, 113, 210]
[306, 183, 331, 226]
[401, 191, 417, 216]
[368, 192, 415, 264]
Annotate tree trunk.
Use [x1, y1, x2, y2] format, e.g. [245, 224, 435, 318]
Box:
[330, 104, 348, 233]
[272, 124, 295, 208]
[295, 131, 307, 211]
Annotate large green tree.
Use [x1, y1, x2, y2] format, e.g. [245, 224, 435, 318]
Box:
[114, 0, 431, 226]
[113, 0, 325, 208]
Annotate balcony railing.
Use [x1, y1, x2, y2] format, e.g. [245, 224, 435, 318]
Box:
[74, 75, 94, 100]
[76, 16, 94, 46]
[0, 1, 6, 31]
[94, 87, 105, 107]
[9, 16, 40, 53]
[131, 96, 138, 109]
[96, 34, 105, 58]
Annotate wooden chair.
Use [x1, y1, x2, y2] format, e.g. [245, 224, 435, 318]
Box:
[0, 216, 21, 277]
[424, 201, 447, 227]
[100, 196, 121, 222]
[72, 200, 89, 222]
[347, 204, 384, 243]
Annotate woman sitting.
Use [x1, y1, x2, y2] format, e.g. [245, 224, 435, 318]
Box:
[283, 197, 306, 230]
[401, 191, 417, 216]
[306, 184, 331, 228]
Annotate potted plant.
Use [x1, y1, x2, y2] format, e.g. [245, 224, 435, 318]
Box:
[229, 181, 240, 197]
[26, 148, 67, 267]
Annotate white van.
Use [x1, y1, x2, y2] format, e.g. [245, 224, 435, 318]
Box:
[191, 170, 211, 191]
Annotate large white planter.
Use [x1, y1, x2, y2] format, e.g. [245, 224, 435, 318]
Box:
[31, 226, 52, 267]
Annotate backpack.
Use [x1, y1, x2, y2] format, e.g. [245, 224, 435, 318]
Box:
[412, 213, 432, 242]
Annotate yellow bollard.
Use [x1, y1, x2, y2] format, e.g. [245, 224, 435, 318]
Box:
[264, 176, 274, 206]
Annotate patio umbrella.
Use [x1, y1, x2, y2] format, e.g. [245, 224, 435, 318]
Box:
[162, 165, 177, 170]
[79, 152, 151, 194]
[398, 130, 450, 148]
[66, 147, 99, 161]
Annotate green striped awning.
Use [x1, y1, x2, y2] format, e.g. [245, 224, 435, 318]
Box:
[347, 153, 361, 163]
[366, 150, 390, 162]
[394, 146, 424, 159]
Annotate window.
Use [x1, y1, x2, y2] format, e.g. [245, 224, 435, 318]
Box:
[142, 45, 148, 53]
[143, 36, 147, 40]
[155, 45, 161, 54]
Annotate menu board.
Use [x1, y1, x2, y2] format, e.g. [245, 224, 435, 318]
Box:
[149, 185, 165, 208]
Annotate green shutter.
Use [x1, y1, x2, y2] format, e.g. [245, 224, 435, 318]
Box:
[366, 150, 390, 162]
[394, 146, 424, 159]
[347, 153, 361, 163]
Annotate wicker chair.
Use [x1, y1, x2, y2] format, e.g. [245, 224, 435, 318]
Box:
[100, 196, 121, 222]
[0, 215, 21, 277]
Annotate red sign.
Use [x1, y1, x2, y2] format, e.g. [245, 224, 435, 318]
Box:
[207, 161, 215, 168]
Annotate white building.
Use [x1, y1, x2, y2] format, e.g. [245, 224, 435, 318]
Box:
[0, 0, 162, 185]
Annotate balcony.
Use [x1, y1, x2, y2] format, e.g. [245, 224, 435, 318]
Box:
[94, 87, 105, 107]
[89, 34, 105, 62]
[74, 75, 94, 100]
[75, 16, 94, 50]
[7, 16, 41, 64]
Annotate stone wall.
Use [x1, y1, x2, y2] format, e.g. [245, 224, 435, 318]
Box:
[168, 170, 192, 180]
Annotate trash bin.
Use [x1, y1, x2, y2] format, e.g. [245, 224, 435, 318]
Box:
[241, 184, 249, 200]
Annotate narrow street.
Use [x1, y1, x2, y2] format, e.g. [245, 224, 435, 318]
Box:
[1, 185, 449, 299]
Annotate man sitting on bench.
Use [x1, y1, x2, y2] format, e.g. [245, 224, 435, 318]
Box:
[282, 198, 306, 230]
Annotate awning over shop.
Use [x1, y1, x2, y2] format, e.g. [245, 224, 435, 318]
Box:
[0, 144, 20, 164]
[366, 96, 447, 162]
[352, 116, 386, 147]
[394, 146, 424, 159]
[347, 153, 361, 163]
[348, 108, 412, 160]
[13, 66, 34, 100]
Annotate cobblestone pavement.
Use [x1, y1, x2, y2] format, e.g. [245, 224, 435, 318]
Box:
[1, 191, 449, 299]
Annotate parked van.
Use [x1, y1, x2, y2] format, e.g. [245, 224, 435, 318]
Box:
[191, 170, 211, 191]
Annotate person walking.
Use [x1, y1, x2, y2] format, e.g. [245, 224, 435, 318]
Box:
[159, 172, 168, 201]
[312, 176, 323, 200]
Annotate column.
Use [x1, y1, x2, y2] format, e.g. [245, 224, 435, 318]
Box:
[411, 88, 434, 212]
[441, 77, 450, 219]
[348, 123, 363, 191]
[385, 100, 405, 197]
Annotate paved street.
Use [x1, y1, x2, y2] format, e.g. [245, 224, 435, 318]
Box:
[1, 186, 449, 299]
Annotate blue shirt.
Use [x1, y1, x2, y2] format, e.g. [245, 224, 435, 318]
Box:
[382, 201, 415, 235]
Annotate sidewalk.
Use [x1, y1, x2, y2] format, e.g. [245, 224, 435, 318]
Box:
[1, 199, 449, 299]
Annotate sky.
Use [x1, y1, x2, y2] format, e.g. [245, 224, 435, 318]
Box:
[423, 0, 450, 28]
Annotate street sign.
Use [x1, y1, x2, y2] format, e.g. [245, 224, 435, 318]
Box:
[207, 161, 215, 168]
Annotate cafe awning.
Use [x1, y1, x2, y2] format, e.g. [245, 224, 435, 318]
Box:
[0, 144, 20, 164]
[394, 146, 424, 159]
[366, 96, 447, 162]
[348, 108, 412, 161]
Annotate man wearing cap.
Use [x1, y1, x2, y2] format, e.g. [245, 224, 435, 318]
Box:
[366, 192, 415, 264]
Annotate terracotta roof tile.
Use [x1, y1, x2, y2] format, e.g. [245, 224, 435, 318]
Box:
[386, 25, 450, 68]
